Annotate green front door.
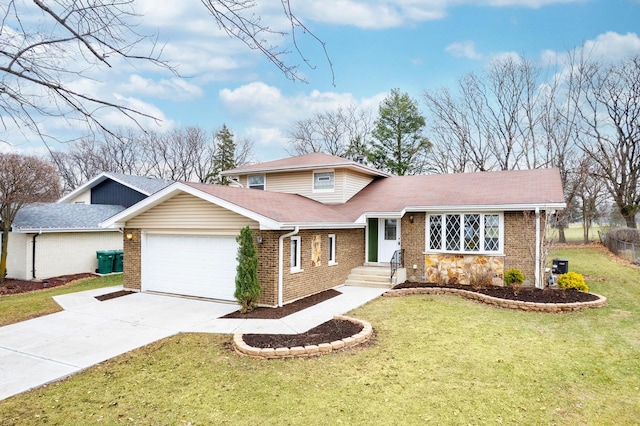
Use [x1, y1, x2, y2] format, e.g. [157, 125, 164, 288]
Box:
[367, 218, 378, 262]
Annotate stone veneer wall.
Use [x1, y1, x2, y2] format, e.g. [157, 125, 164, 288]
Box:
[254, 228, 365, 306]
[425, 254, 504, 286]
[123, 228, 141, 291]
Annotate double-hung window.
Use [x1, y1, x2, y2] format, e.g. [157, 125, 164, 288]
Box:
[248, 174, 265, 190]
[427, 213, 502, 254]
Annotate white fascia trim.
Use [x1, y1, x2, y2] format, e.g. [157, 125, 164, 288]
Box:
[99, 182, 282, 230]
[12, 228, 119, 234]
[279, 222, 364, 230]
[57, 172, 153, 204]
[405, 203, 566, 212]
[57, 174, 107, 203]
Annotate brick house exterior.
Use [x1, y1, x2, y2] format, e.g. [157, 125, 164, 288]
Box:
[104, 153, 565, 306]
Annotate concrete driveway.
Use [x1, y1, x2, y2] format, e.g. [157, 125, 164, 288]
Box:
[0, 285, 385, 401]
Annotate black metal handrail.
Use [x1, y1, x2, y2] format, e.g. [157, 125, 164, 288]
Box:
[390, 249, 405, 281]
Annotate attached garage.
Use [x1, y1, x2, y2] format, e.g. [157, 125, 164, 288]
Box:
[143, 234, 238, 301]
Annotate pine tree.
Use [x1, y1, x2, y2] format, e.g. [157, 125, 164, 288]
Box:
[234, 226, 261, 313]
[207, 124, 237, 185]
[368, 89, 431, 175]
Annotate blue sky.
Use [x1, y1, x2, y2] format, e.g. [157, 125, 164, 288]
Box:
[5, 0, 640, 162]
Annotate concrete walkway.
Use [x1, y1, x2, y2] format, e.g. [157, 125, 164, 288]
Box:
[0, 285, 386, 401]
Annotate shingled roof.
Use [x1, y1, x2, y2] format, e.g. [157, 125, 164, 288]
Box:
[13, 203, 126, 232]
[333, 168, 566, 221]
[221, 152, 390, 178]
[103, 167, 565, 231]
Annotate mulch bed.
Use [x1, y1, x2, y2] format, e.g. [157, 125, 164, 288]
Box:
[242, 318, 363, 349]
[95, 290, 136, 301]
[392, 281, 600, 303]
[0, 273, 96, 295]
[223, 288, 341, 319]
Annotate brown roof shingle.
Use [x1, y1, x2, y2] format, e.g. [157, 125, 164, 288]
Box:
[221, 152, 389, 177]
[185, 168, 565, 226]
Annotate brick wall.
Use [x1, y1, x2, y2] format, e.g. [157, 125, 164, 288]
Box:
[254, 228, 365, 306]
[401, 212, 426, 282]
[504, 211, 545, 285]
[123, 228, 141, 291]
[253, 230, 279, 306]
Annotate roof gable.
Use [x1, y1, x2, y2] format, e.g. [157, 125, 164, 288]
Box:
[58, 172, 174, 204]
[221, 152, 390, 178]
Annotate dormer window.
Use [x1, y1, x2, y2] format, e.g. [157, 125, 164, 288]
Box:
[313, 171, 334, 192]
[248, 174, 265, 190]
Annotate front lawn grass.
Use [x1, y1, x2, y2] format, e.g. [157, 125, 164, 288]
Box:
[1, 248, 639, 424]
[0, 274, 122, 327]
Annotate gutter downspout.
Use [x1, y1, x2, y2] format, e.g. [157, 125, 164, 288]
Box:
[32, 230, 42, 279]
[535, 208, 541, 288]
[278, 226, 299, 307]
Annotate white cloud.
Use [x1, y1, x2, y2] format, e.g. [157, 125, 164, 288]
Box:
[445, 41, 483, 60]
[220, 82, 385, 127]
[105, 95, 175, 131]
[581, 32, 640, 61]
[295, 0, 584, 29]
[219, 82, 388, 159]
[120, 75, 203, 101]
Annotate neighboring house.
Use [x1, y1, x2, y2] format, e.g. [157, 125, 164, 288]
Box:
[102, 152, 566, 307]
[5, 172, 173, 280]
[58, 171, 174, 207]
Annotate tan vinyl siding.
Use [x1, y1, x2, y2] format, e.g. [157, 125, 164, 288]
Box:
[342, 171, 374, 202]
[127, 193, 258, 230]
[235, 169, 373, 204]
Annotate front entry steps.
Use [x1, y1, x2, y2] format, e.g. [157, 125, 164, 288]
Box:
[344, 265, 394, 289]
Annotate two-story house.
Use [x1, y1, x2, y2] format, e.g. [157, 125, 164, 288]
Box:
[102, 153, 565, 307]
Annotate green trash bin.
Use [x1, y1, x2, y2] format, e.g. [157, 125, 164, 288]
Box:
[113, 250, 124, 273]
[96, 250, 115, 274]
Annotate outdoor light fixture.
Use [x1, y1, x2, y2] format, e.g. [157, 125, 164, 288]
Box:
[256, 235, 263, 244]
[126, 233, 133, 240]
[409, 215, 414, 223]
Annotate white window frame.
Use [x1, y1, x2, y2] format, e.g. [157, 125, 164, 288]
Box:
[312, 170, 335, 193]
[290, 236, 302, 272]
[248, 174, 266, 190]
[328, 234, 336, 265]
[426, 213, 504, 255]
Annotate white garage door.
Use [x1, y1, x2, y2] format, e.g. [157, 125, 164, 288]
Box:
[143, 234, 238, 301]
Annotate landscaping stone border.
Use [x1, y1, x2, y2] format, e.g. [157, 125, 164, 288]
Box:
[384, 287, 607, 312]
[233, 315, 373, 359]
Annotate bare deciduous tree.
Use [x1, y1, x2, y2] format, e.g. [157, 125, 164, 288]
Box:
[424, 56, 547, 173]
[573, 55, 640, 228]
[1, 0, 331, 147]
[0, 154, 62, 285]
[287, 105, 373, 159]
[51, 125, 254, 190]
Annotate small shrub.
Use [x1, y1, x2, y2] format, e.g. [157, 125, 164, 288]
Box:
[504, 269, 525, 286]
[557, 271, 589, 292]
[469, 268, 493, 288]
